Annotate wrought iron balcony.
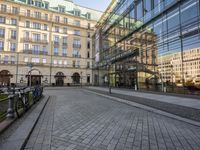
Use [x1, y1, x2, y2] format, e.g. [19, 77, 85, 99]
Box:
[73, 44, 81, 49]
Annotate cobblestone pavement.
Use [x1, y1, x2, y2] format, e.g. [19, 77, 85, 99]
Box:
[25, 88, 200, 150]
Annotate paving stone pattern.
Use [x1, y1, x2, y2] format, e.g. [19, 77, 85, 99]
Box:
[25, 88, 200, 150]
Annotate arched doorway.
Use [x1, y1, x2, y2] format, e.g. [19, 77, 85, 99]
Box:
[26, 69, 43, 86]
[72, 73, 80, 84]
[55, 72, 66, 86]
[0, 70, 13, 86]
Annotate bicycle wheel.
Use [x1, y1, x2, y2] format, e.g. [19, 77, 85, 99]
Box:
[23, 95, 29, 111]
[15, 98, 25, 118]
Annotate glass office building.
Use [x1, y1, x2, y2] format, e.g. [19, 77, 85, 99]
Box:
[93, 0, 200, 94]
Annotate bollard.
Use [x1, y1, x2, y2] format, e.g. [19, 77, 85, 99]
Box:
[109, 86, 111, 94]
[6, 95, 15, 119]
[135, 85, 138, 91]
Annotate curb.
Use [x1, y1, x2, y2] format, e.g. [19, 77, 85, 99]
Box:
[85, 89, 200, 127]
[0, 95, 50, 150]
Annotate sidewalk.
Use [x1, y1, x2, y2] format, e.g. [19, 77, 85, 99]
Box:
[87, 86, 200, 122]
[88, 87, 200, 110]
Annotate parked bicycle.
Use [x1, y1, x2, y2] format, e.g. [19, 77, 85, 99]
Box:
[32, 85, 43, 103]
[7, 86, 31, 117]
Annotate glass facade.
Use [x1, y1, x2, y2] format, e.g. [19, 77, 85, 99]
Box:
[94, 0, 200, 94]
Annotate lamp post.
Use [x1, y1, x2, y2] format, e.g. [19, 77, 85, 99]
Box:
[107, 63, 111, 94]
[27, 63, 33, 87]
[80, 71, 82, 88]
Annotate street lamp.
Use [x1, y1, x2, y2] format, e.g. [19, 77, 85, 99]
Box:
[27, 63, 33, 87]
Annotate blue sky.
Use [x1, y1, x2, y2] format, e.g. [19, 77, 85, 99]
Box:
[74, 0, 111, 11]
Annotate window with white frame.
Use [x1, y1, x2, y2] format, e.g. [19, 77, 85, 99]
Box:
[62, 48, 67, 56]
[4, 55, 9, 64]
[54, 47, 59, 55]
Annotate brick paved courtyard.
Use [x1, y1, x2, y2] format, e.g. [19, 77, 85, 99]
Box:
[25, 88, 200, 150]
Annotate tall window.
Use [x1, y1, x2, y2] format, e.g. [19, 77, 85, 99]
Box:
[32, 33, 41, 41]
[86, 13, 91, 20]
[34, 11, 41, 18]
[74, 20, 80, 26]
[0, 16, 5, 24]
[43, 24, 48, 30]
[1, 4, 7, 11]
[10, 43, 16, 52]
[11, 56, 15, 64]
[25, 21, 30, 28]
[12, 7, 18, 14]
[11, 18, 17, 25]
[62, 36, 67, 45]
[55, 26, 59, 33]
[55, 16, 60, 22]
[24, 44, 29, 50]
[0, 28, 5, 37]
[32, 45, 40, 54]
[33, 22, 41, 29]
[11, 30, 17, 39]
[54, 36, 59, 44]
[74, 30, 80, 36]
[0, 41, 4, 51]
[54, 47, 59, 55]
[62, 48, 67, 56]
[87, 41, 90, 49]
[64, 18, 68, 24]
[63, 27, 67, 34]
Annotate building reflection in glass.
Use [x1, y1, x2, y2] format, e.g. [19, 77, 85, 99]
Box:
[93, 0, 200, 94]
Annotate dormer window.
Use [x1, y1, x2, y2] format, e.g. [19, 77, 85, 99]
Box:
[86, 13, 91, 20]
[59, 6, 65, 13]
[74, 9, 81, 17]
[35, 1, 42, 7]
[44, 2, 49, 9]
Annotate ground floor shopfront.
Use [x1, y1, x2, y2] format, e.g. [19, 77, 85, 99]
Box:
[0, 65, 92, 87]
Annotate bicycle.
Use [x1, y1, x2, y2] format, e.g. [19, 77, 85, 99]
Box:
[7, 86, 30, 118]
[32, 86, 43, 103]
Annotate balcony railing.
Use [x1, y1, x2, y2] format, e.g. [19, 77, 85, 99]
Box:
[62, 43, 68, 47]
[21, 38, 48, 45]
[73, 44, 81, 49]
[53, 41, 59, 46]
[0, 7, 95, 30]
[23, 49, 48, 55]
[0, 7, 19, 15]
[72, 54, 81, 58]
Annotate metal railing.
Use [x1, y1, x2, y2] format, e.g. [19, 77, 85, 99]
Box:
[0, 86, 44, 122]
